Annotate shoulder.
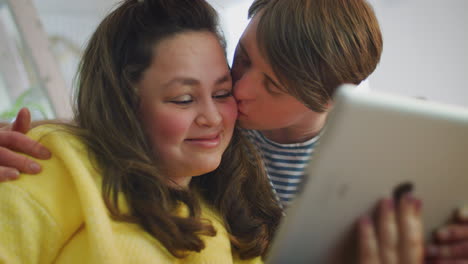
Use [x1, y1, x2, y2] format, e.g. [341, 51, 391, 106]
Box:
[0, 125, 87, 262]
[27, 124, 85, 151]
[1, 124, 89, 233]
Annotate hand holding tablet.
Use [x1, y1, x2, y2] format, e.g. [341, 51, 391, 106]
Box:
[267, 85, 468, 263]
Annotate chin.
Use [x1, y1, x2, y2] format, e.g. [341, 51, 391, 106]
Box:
[191, 161, 222, 177]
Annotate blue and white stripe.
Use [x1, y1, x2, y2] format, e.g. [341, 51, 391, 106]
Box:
[243, 129, 319, 208]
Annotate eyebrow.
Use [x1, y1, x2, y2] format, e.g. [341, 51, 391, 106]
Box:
[162, 72, 231, 89]
[239, 42, 283, 91]
[216, 73, 232, 85]
[162, 78, 199, 89]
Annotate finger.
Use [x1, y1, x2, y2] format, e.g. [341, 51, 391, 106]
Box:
[359, 215, 381, 264]
[426, 242, 468, 258]
[435, 225, 468, 242]
[398, 194, 424, 264]
[0, 147, 42, 174]
[377, 198, 399, 264]
[0, 167, 20, 182]
[0, 131, 51, 159]
[0, 122, 12, 131]
[11, 108, 31, 134]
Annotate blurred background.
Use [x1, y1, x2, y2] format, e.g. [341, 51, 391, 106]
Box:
[0, 0, 467, 122]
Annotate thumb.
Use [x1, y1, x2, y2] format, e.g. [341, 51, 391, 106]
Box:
[11, 107, 32, 134]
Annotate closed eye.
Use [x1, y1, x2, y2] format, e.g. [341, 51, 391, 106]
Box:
[213, 91, 232, 99]
[170, 95, 193, 105]
[264, 75, 286, 96]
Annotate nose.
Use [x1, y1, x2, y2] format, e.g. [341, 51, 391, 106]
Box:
[233, 71, 256, 101]
[195, 99, 222, 127]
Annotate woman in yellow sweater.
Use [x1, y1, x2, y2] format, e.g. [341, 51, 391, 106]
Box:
[0, 0, 423, 263]
[0, 0, 281, 262]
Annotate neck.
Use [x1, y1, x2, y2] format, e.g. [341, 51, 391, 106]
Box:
[168, 175, 192, 189]
[261, 111, 328, 144]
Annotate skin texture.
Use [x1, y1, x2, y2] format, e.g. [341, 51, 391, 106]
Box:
[0, 108, 50, 180]
[359, 195, 424, 264]
[425, 207, 468, 263]
[0, 6, 467, 263]
[138, 31, 237, 187]
[231, 12, 327, 144]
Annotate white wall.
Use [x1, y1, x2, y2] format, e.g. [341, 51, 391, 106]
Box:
[32, 0, 468, 108]
[32, 0, 253, 91]
[368, 0, 468, 107]
[38, 14, 101, 91]
[217, 0, 253, 64]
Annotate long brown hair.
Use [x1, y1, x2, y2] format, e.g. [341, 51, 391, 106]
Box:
[249, 0, 383, 112]
[70, 0, 282, 259]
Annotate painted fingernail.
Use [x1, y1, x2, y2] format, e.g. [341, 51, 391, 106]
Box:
[38, 148, 51, 159]
[29, 162, 41, 173]
[404, 192, 414, 200]
[400, 193, 413, 206]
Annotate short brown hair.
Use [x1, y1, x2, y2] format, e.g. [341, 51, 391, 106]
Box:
[249, 0, 383, 112]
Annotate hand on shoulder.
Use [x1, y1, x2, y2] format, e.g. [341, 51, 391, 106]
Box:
[0, 108, 51, 181]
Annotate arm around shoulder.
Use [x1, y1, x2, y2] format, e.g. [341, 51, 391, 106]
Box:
[0, 126, 84, 263]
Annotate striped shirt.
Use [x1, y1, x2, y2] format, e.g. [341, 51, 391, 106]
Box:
[243, 129, 320, 208]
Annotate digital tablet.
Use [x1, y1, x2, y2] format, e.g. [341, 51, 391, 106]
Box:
[266, 85, 468, 264]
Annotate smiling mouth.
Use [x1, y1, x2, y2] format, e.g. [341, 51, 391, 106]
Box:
[185, 134, 221, 148]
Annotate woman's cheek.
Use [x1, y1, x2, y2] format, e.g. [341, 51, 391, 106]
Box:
[147, 110, 191, 144]
[222, 99, 239, 125]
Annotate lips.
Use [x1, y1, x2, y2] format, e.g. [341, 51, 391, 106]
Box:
[237, 104, 246, 116]
[185, 133, 222, 148]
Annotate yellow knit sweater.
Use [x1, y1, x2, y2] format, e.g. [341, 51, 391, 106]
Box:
[0, 125, 262, 264]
